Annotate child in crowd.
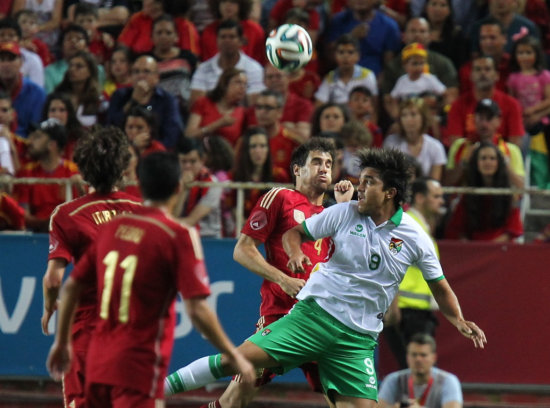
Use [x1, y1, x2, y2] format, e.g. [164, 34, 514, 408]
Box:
[347, 85, 383, 147]
[124, 106, 166, 157]
[14, 9, 53, 66]
[73, 3, 113, 64]
[102, 45, 132, 100]
[315, 34, 378, 105]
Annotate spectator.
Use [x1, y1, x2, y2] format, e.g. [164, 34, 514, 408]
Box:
[45, 24, 106, 93]
[421, 0, 469, 70]
[14, 119, 81, 232]
[384, 98, 447, 181]
[445, 98, 525, 188]
[0, 17, 44, 87]
[14, 9, 53, 66]
[445, 141, 523, 241]
[150, 14, 198, 120]
[117, 0, 200, 56]
[41, 92, 85, 161]
[459, 18, 511, 94]
[469, 0, 540, 55]
[447, 55, 525, 147]
[73, 2, 113, 64]
[190, 19, 265, 106]
[65, 0, 130, 30]
[315, 34, 378, 106]
[186, 67, 247, 147]
[324, 0, 401, 76]
[174, 136, 223, 238]
[347, 85, 383, 147]
[0, 123, 15, 175]
[11, 0, 63, 50]
[379, 334, 463, 408]
[124, 105, 166, 157]
[0, 92, 25, 171]
[310, 101, 349, 136]
[106, 55, 184, 149]
[339, 120, 373, 184]
[0, 41, 45, 137]
[102, 45, 131, 100]
[120, 143, 141, 199]
[54, 50, 105, 127]
[201, 0, 265, 63]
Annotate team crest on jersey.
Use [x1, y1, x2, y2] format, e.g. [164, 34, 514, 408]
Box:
[261, 329, 271, 336]
[249, 211, 268, 231]
[48, 238, 59, 254]
[293, 209, 305, 224]
[389, 237, 403, 254]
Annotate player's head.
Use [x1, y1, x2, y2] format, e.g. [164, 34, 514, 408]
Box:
[138, 151, 181, 201]
[406, 333, 437, 376]
[356, 148, 409, 214]
[290, 137, 334, 193]
[73, 126, 131, 194]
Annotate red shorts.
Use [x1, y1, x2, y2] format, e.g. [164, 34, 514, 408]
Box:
[86, 383, 164, 408]
[62, 326, 92, 407]
[237, 314, 323, 392]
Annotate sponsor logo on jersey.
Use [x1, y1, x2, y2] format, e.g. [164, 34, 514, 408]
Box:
[261, 328, 271, 336]
[389, 237, 403, 254]
[350, 224, 366, 238]
[49, 237, 59, 253]
[293, 209, 305, 224]
[249, 211, 268, 230]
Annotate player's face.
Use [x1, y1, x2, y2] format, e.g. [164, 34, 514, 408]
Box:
[152, 20, 178, 49]
[477, 146, 499, 177]
[406, 343, 436, 376]
[319, 106, 345, 133]
[47, 99, 68, 126]
[248, 133, 269, 166]
[357, 167, 389, 215]
[297, 150, 332, 193]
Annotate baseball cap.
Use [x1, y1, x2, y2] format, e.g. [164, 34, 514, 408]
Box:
[28, 118, 67, 149]
[0, 42, 21, 57]
[475, 98, 501, 117]
[401, 42, 427, 62]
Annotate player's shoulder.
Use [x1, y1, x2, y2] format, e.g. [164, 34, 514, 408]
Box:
[257, 187, 295, 210]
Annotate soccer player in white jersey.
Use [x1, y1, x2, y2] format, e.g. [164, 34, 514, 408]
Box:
[161, 148, 486, 408]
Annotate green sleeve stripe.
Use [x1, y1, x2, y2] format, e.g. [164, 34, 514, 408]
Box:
[209, 354, 224, 379]
[302, 221, 315, 241]
[427, 275, 445, 283]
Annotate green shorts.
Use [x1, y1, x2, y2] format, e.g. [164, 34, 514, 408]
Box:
[247, 297, 378, 402]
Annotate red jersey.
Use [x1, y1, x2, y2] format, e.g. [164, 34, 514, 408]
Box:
[288, 70, 321, 101]
[242, 188, 333, 316]
[191, 96, 246, 146]
[15, 159, 80, 219]
[0, 192, 25, 230]
[270, 127, 300, 175]
[71, 207, 210, 397]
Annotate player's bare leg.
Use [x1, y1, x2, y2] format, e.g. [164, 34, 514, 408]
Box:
[334, 395, 376, 408]
[217, 379, 260, 408]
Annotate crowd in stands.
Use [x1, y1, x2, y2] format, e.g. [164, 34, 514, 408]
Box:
[0, 0, 549, 241]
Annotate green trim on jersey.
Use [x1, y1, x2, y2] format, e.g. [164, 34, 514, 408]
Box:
[302, 220, 315, 241]
[389, 207, 403, 226]
[426, 275, 445, 283]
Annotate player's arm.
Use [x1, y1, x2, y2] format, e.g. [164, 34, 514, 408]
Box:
[377, 399, 399, 408]
[42, 258, 68, 335]
[428, 278, 487, 348]
[184, 297, 255, 382]
[334, 180, 354, 203]
[282, 222, 313, 274]
[46, 276, 84, 381]
[234, 233, 306, 298]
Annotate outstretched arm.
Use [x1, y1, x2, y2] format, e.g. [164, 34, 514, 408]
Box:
[282, 223, 312, 274]
[42, 258, 68, 335]
[428, 278, 487, 348]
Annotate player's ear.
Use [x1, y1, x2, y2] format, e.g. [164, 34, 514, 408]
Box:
[293, 163, 300, 178]
[386, 187, 397, 199]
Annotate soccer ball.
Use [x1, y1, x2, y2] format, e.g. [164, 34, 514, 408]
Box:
[265, 24, 313, 72]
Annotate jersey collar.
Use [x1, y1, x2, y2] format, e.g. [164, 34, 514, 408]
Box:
[389, 207, 403, 226]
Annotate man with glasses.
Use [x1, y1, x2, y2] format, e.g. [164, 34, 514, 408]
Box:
[106, 55, 183, 149]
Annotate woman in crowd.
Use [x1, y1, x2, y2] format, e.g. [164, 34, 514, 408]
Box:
[102, 45, 132, 100]
[310, 102, 350, 137]
[383, 98, 446, 181]
[54, 51, 104, 127]
[445, 142, 523, 241]
[124, 105, 166, 157]
[185, 67, 247, 147]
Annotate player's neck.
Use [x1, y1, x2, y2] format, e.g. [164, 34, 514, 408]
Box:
[296, 185, 324, 206]
[370, 204, 397, 226]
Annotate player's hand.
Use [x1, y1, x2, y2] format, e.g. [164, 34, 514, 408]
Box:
[46, 342, 72, 381]
[456, 319, 487, 349]
[279, 275, 306, 298]
[286, 252, 311, 274]
[227, 350, 256, 385]
[41, 303, 58, 335]
[334, 180, 354, 203]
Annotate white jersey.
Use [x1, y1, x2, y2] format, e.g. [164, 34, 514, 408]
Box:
[299, 202, 443, 338]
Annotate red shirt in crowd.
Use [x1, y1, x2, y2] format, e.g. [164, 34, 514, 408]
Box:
[191, 96, 246, 146]
[269, 127, 300, 179]
[459, 54, 511, 94]
[0, 192, 25, 230]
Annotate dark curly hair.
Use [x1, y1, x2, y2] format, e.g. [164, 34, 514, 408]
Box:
[209, 0, 253, 20]
[356, 148, 409, 207]
[73, 126, 131, 193]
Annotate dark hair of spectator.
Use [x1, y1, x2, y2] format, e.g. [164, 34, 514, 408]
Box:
[207, 67, 245, 102]
[257, 89, 284, 107]
[124, 105, 159, 141]
[335, 33, 360, 52]
[216, 19, 243, 37]
[421, 0, 456, 43]
[356, 148, 409, 208]
[42, 93, 83, 142]
[479, 16, 506, 36]
[285, 7, 309, 26]
[60, 24, 90, 46]
[204, 135, 235, 172]
[311, 102, 350, 136]
[0, 18, 22, 39]
[408, 333, 437, 352]
[73, 126, 131, 193]
[233, 126, 273, 182]
[177, 136, 204, 156]
[138, 152, 181, 201]
[152, 14, 179, 36]
[290, 137, 335, 184]
[74, 2, 99, 19]
[509, 35, 546, 73]
[209, 0, 252, 20]
[349, 85, 373, 99]
[164, 0, 192, 16]
[465, 142, 512, 234]
[55, 51, 100, 116]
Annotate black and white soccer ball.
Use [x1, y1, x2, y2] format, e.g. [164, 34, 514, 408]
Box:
[265, 24, 313, 72]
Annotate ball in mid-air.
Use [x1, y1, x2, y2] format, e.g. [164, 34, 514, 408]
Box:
[265, 24, 313, 72]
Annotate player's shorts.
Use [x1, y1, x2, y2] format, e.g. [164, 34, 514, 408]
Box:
[247, 297, 379, 402]
[87, 383, 164, 408]
[62, 324, 93, 408]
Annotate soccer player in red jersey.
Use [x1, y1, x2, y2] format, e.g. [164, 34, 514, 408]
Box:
[165, 138, 354, 408]
[46, 152, 255, 407]
[41, 127, 142, 408]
